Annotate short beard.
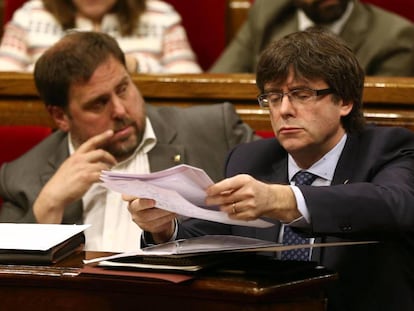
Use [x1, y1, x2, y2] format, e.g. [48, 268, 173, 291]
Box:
[301, 0, 349, 24]
[107, 118, 145, 161]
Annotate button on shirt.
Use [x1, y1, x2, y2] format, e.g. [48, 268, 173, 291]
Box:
[69, 117, 157, 252]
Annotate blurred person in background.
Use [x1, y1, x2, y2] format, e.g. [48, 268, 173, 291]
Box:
[0, 0, 202, 73]
[211, 0, 414, 76]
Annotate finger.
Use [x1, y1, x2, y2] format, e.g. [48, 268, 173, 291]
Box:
[220, 204, 256, 221]
[127, 198, 157, 213]
[205, 183, 237, 206]
[83, 149, 117, 167]
[206, 175, 250, 197]
[206, 178, 236, 197]
[136, 208, 175, 224]
[122, 194, 137, 202]
[77, 130, 114, 153]
[220, 201, 238, 215]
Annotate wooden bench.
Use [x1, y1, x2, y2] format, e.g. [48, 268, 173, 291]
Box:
[1, 72, 414, 133]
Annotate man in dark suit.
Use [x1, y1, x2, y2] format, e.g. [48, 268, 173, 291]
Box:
[0, 31, 254, 252]
[127, 28, 414, 310]
[211, 0, 414, 76]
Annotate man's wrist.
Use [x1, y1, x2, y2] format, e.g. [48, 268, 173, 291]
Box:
[142, 218, 178, 247]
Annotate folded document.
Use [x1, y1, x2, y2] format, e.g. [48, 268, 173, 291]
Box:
[101, 164, 273, 228]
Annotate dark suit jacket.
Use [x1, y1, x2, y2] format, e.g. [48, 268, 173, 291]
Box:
[211, 0, 414, 76]
[176, 126, 414, 311]
[0, 103, 254, 224]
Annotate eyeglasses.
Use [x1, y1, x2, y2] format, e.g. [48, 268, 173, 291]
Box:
[257, 88, 334, 108]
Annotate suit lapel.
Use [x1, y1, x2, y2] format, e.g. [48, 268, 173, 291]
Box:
[312, 134, 359, 260]
[40, 131, 70, 185]
[146, 104, 185, 172]
[332, 133, 359, 185]
[148, 144, 186, 172]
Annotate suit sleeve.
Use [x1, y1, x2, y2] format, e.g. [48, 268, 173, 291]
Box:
[303, 129, 414, 239]
[0, 162, 38, 223]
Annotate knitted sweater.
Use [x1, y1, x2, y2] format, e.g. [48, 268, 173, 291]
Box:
[0, 0, 202, 73]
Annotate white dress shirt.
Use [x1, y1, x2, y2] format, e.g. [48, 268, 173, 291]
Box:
[68, 118, 157, 252]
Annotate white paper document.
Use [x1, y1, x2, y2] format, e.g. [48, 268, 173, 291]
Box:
[100, 164, 273, 228]
[0, 223, 90, 251]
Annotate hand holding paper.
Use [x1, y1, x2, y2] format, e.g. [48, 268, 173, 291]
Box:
[101, 165, 273, 228]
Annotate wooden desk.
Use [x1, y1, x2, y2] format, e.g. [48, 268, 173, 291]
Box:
[0, 251, 336, 311]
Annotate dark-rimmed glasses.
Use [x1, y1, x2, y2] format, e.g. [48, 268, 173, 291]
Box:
[257, 88, 334, 108]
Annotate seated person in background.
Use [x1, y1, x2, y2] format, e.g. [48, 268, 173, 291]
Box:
[127, 28, 414, 311]
[0, 0, 202, 73]
[0, 31, 254, 252]
[211, 0, 414, 76]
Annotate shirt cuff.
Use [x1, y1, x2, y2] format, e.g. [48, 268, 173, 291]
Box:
[141, 218, 178, 247]
[289, 185, 311, 227]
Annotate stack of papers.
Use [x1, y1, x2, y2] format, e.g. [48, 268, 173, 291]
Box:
[84, 235, 377, 273]
[86, 235, 280, 272]
[100, 164, 273, 228]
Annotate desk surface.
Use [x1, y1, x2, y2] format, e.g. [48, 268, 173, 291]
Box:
[0, 251, 336, 311]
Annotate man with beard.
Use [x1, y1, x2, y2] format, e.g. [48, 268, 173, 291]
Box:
[0, 31, 254, 252]
[211, 0, 414, 76]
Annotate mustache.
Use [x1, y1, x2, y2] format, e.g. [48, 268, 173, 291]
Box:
[112, 118, 135, 132]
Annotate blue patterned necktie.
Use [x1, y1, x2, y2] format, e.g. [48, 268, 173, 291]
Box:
[281, 171, 317, 261]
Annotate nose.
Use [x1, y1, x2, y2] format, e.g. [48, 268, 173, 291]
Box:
[278, 93, 295, 116]
[111, 96, 127, 118]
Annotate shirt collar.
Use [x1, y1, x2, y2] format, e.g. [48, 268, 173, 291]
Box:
[288, 133, 347, 182]
[297, 1, 354, 35]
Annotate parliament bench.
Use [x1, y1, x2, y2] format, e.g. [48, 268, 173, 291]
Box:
[1, 72, 414, 162]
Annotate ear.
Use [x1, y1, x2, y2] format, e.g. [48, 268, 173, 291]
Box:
[47, 106, 70, 132]
[339, 100, 353, 116]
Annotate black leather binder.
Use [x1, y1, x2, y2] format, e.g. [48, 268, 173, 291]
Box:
[0, 232, 85, 265]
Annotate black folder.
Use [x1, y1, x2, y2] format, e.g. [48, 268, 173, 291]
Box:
[0, 232, 85, 265]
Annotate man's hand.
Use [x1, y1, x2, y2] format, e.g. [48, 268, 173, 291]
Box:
[33, 130, 117, 223]
[205, 174, 300, 223]
[123, 194, 176, 244]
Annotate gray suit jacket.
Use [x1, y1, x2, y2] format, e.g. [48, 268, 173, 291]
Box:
[211, 0, 414, 76]
[0, 103, 254, 224]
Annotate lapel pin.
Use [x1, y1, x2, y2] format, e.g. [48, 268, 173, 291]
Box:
[173, 154, 181, 163]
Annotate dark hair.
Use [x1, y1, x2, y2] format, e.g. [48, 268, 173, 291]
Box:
[34, 31, 126, 109]
[42, 0, 146, 36]
[256, 27, 365, 133]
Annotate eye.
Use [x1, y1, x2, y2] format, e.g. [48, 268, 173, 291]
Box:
[87, 97, 109, 112]
[116, 82, 129, 97]
[267, 93, 282, 104]
[291, 89, 314, 100]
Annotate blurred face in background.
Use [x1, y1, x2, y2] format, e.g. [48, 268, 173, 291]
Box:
[72, 0, 117, 23]
[293, 0, 351, 24]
